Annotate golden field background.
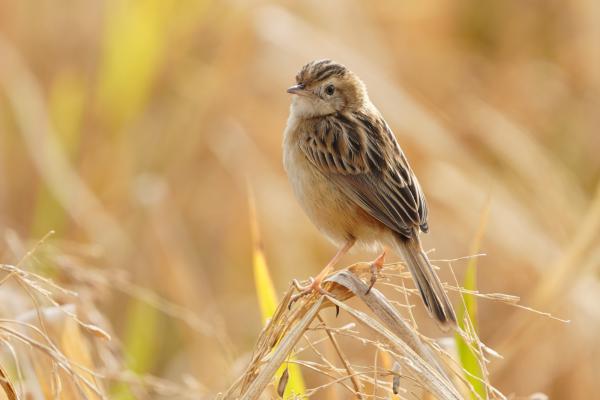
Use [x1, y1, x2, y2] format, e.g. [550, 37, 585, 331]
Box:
[0, 0, 599, 398]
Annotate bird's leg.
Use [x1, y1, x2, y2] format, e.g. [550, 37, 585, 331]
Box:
[366, 249, 387, 294]
[289, 239, 355, 308]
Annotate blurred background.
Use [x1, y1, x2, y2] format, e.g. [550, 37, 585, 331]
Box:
[0, 0, 599, 398]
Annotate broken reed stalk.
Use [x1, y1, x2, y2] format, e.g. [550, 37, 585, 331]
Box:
[240, 298, 324, 400]
[223, 261, 463, 400]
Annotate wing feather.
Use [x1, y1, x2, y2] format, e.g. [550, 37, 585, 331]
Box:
[299, 111, 428, 239]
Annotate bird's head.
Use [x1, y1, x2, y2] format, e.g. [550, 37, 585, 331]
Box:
[287, 60, 368, 117]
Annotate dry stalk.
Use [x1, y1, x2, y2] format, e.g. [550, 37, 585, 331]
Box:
[239, 298, 324, 400]
[225, 261, 465, 400]
[317, 314, 364, 399]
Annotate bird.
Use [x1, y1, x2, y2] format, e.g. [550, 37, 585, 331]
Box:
[282, 59, 456, 330]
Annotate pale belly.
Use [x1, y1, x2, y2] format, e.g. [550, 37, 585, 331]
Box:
[283, 143, 385, 248]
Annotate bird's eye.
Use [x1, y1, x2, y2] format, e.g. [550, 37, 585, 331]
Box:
[325, 85, 335, 96]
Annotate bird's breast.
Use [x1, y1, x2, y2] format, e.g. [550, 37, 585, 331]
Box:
[283, 121, 384, 247]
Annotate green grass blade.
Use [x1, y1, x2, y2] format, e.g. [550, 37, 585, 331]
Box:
[248, 188, 306, 399]
[112, 299, 161, 400]
[455, 199, 491, 399]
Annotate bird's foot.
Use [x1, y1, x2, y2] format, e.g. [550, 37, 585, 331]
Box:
[288, 276, 327, 309]
[366, 250, 386, 294]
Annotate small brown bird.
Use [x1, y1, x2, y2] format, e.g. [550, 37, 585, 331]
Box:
[283, 60, 456, 329]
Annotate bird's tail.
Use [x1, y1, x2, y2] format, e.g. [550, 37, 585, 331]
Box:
[394, 235, 457, 330]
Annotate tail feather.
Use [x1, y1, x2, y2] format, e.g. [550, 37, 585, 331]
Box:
[395, 236, 457, 330]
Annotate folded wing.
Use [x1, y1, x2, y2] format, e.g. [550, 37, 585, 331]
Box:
[299, 111, 428, 239]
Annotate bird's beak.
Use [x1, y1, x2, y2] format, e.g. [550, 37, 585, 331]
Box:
[286, 83, 306, 95]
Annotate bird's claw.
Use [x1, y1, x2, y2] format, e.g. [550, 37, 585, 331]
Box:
[288, 277, 321, 310]
[365, 251, 386, 294]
